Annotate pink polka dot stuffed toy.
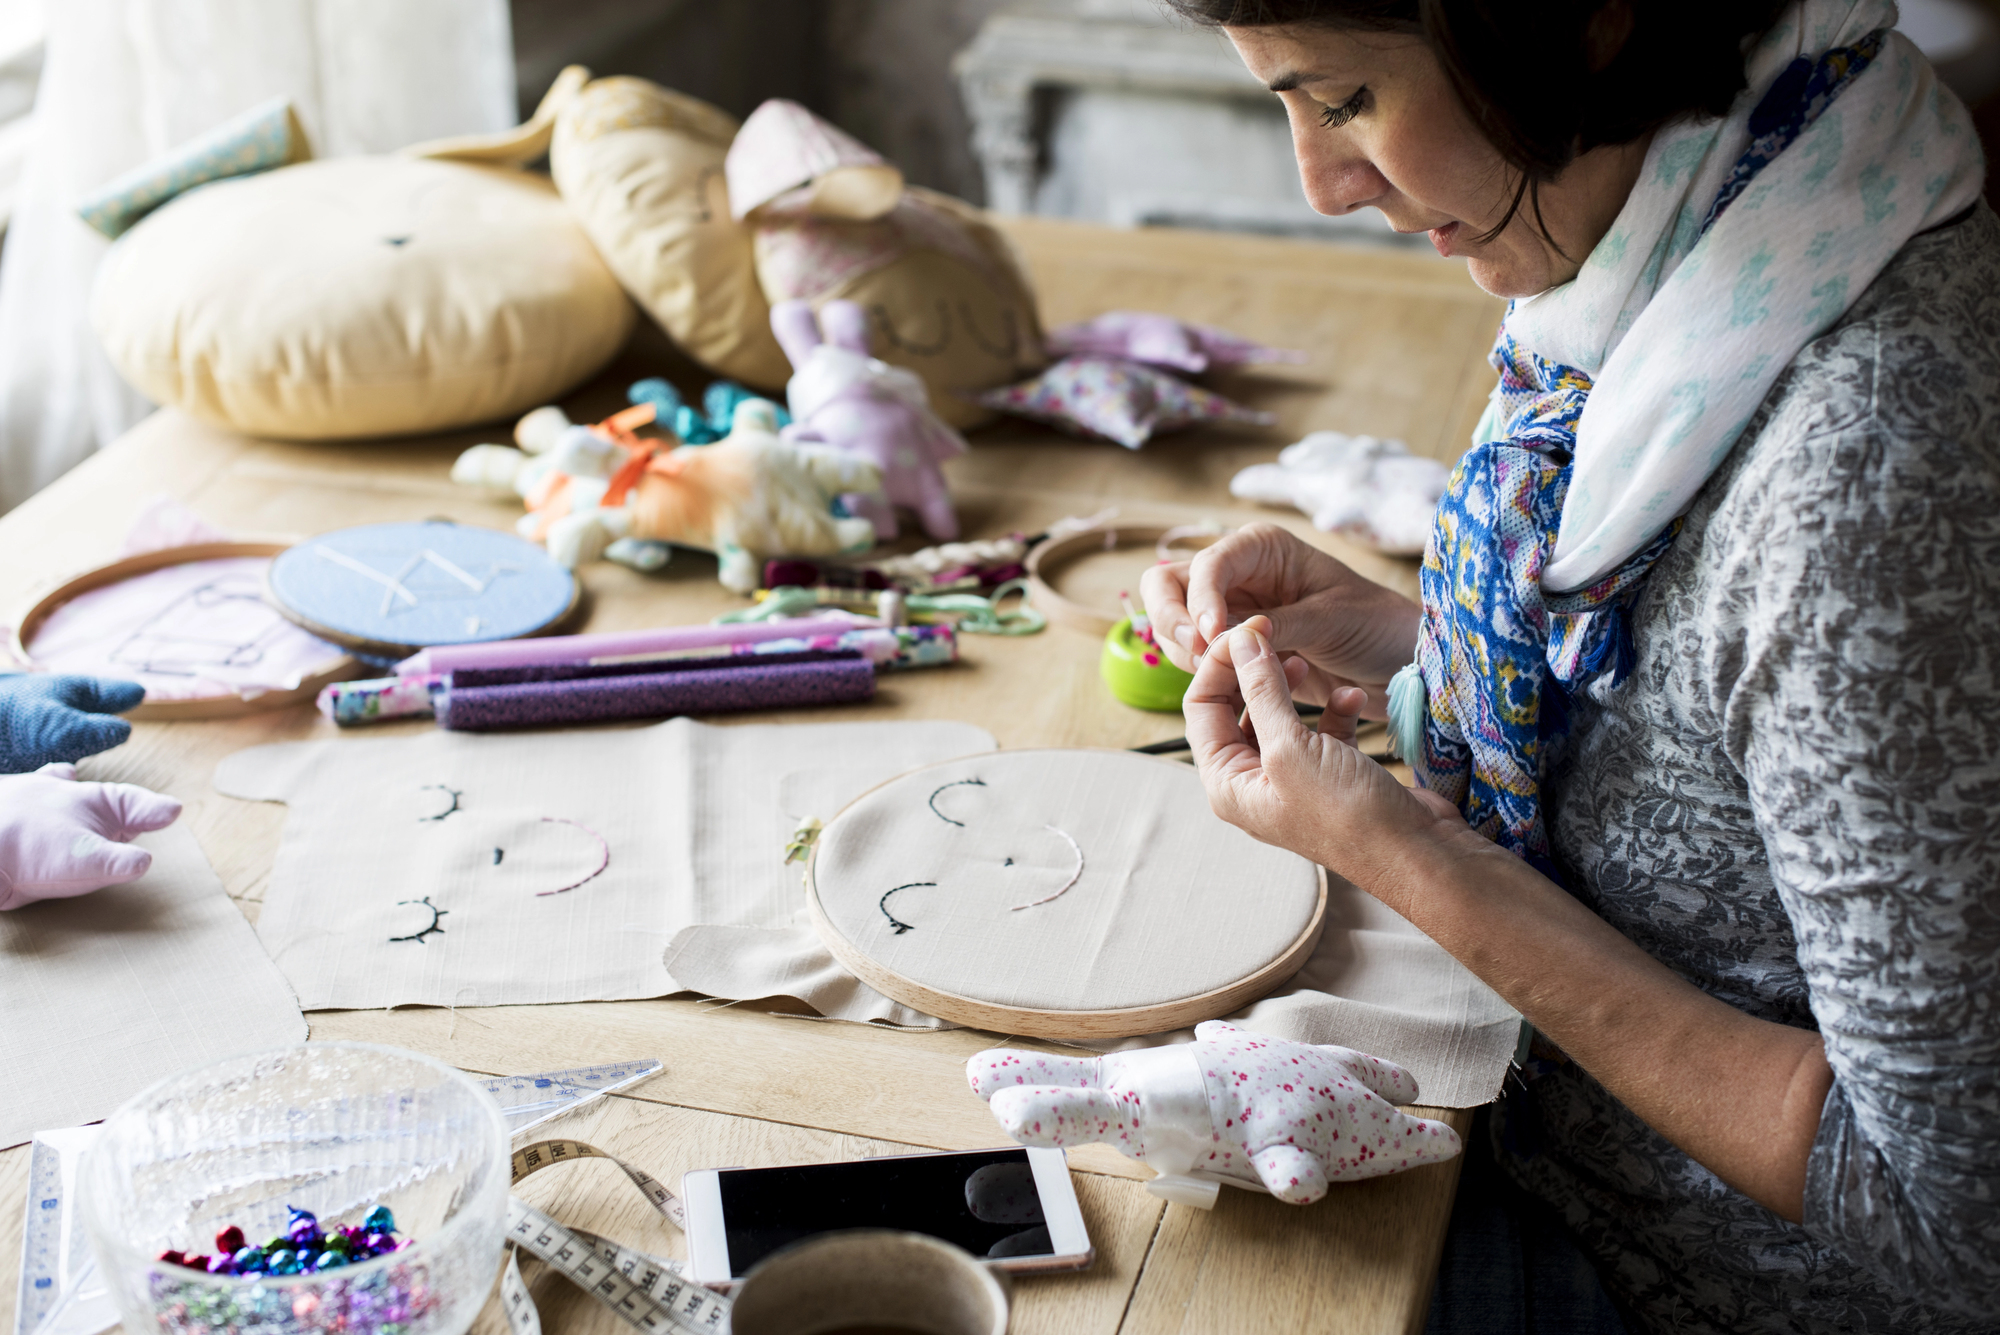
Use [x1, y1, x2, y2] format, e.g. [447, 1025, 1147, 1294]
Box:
[968, 1021, 1461, 1207]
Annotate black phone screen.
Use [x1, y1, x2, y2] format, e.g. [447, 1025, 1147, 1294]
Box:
[716, 1148, 1055, 1274]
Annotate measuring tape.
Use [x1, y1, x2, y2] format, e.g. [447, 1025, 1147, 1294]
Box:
[502, 1139, 729, 1335]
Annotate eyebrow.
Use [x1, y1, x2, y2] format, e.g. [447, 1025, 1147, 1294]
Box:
[1267, 71, 1308, 92]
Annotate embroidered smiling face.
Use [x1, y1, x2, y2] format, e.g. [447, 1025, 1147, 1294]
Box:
[387, 784, 610, 944]
[810, 750, 1324, 1015]
[877, 777, 1084, 934]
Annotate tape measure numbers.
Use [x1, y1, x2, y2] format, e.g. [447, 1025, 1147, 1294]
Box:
[503, 1139, 727, 1335]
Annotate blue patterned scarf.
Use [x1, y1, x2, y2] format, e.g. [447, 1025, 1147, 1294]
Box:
[1396, 25, 1946, 870]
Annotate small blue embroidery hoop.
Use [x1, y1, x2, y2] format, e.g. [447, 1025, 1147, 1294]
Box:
[266, 521, 579, 657]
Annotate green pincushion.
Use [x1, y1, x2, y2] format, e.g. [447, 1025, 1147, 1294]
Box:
[1100, 617, 1193, 712]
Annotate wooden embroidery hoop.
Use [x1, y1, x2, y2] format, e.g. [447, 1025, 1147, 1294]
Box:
[1023, 522, 1221, 636]
[9, 541, 356, 721]
[805, 748, 1327, 1040]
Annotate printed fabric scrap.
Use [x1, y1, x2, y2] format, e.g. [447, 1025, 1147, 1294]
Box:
[1412, 13, 1982, 866]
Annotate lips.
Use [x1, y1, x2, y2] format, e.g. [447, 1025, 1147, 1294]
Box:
[1429, 221, 1461, 257]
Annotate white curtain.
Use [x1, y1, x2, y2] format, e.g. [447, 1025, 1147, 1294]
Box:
[0, 0, 517, 513]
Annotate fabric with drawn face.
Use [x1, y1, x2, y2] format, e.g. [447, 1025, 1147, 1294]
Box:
[213, 716, 995, 1009]
[967, 1022, 1462, 1203]
[811, 749, 1320, 1013]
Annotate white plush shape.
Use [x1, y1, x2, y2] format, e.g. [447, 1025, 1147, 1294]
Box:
[1229, 432, 1449, 556]
[550, 424, 621, 479]
[707, 400, 884, 592]
[545, 507, 630, 570]
[92, 157, 635, 440]
[604, 538, 672, 572]
[515, 405, 573, 454]
[0, 764, 184, 911]
[968, 1021, 1462, 1204]
[451, 443, 529, 490]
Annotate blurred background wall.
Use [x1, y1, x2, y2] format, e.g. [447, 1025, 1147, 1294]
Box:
[510, 0, 2000, 224]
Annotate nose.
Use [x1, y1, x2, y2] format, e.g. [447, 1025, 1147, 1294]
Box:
[1285, 108, 1391, 217]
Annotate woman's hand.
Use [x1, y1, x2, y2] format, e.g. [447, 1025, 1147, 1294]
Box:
[1184, 617, 1478, 890]
[1140, 523, 1420, 715]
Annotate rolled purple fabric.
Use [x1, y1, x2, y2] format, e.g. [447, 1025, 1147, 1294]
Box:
[435, 655, 876, 731]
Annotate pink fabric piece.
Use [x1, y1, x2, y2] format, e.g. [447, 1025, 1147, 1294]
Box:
[773, 297, 968, 541]
[974, 356, 1275, 450]
[0, 763, 183, 910]
[1045, 312, 1307, 376]
[725, 98, 894, 220]
[967, 1020, 1462, 1203]
[117, 495, 231, 557]
[753, 192, 997, 304]
[28, 556, 345, 702]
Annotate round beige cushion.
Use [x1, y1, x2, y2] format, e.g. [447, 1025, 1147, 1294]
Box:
[93, 156, 635, 441]
[550, 77, 793, 391]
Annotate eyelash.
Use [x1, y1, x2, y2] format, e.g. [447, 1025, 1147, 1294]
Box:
[1320, 89, 1367, 129]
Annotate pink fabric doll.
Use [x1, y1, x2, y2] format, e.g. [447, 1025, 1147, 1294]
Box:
[0, 763, 183, 911]
[968, 1021, 1461, 1208]
[770, 298, 968, 542]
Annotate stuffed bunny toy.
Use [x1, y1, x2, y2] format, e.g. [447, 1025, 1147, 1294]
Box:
[453, 399, 882, 593]
[770, 298, 969, 542]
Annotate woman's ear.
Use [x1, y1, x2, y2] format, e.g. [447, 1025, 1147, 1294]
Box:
[1583, 0, 1635, 72]
[770, 298, 823, 369]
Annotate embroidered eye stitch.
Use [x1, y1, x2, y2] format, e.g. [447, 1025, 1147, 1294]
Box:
[389, 896, 448, 943]
[928, 777, 986, 826]
[417, 785, 462, 821]
[880, 882, 935, 934]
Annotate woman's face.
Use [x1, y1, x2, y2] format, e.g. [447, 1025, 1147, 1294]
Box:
[1226, 24, 1640, 298]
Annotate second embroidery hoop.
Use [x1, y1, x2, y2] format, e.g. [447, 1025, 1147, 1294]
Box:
[805, 748, 1327, 1039]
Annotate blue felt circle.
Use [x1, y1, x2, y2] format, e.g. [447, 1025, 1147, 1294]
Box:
[268, 522, 576, 649]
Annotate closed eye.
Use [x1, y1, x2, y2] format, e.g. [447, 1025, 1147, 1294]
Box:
[1320, 88, 1367, 129]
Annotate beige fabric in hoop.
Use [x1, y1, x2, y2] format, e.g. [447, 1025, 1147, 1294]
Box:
[807, 750, 1324, 1027]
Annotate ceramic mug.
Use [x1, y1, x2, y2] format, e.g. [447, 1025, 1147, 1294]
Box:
[726, 1230, 1010, 1335]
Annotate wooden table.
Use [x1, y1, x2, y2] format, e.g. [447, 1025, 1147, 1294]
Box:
[0, 216, 1503, 1335]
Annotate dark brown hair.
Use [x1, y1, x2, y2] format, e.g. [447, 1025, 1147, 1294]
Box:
[1168, 0, 1788, 242]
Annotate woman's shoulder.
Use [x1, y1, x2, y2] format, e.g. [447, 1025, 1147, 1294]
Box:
[1760, 201, 2000, 452]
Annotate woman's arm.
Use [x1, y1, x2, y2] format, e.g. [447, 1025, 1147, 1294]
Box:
[1188, 620, 1833, 1219]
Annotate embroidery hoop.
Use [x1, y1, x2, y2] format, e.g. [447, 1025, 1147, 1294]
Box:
[805, 748, 1327, 1039]
[9, 541, 356, 720]
[1024, 523, 1220, 636]
[265, 521, 581, 659]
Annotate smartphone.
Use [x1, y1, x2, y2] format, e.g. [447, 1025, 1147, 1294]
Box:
[681, 1146, 1093, 1283]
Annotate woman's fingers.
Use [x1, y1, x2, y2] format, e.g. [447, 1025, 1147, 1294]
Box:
[1316, 685, 1368, 748]
[1138, 561, 1199, 670]
[1181, 525, 1299, 649]
[1230, 622, 1310, 769]
[1183, 623, 1253, 770]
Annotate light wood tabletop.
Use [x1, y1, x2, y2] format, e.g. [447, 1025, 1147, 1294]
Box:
[0, 215, 1503, 1335]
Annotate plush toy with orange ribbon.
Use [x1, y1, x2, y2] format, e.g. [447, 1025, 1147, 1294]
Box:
[451, 396, 882, 592]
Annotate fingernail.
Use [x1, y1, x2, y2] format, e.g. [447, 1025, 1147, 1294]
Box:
[1199, 613, 1221, 640]
[1173, 625, 1194, 651]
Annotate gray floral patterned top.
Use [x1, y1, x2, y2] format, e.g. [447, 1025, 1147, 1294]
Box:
[1512, 201, 2000, 1334]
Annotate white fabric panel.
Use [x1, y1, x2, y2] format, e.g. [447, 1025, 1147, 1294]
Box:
[0, 822, 307, 1149]
[214, 718, 998, 1011]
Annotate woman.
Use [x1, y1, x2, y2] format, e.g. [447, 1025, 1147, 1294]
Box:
[1142, 1, 1999, 1331]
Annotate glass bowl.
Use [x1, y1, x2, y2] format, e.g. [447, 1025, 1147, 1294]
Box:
[81, 1043, 509, 1335]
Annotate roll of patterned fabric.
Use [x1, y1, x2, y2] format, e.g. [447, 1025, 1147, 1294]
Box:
[435, 653, 875, 730]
